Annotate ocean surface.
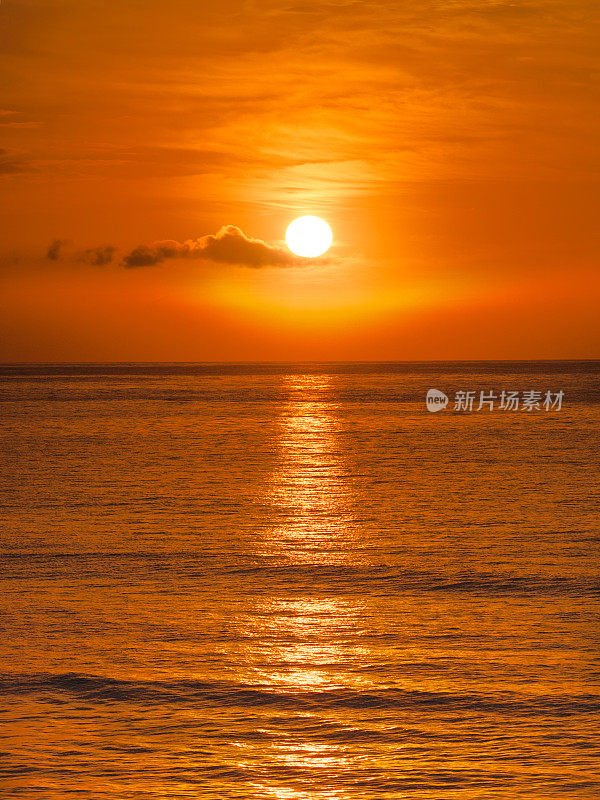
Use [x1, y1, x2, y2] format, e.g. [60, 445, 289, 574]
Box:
[0, 361, 599, 799]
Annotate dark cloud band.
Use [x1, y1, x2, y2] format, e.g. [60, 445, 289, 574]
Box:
[122, 225, 298, 268]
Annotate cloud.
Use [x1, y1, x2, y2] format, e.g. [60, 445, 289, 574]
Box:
[0, 148, 28, 175]
[122, 225, 300, 268]
[78, 245, 117, 266]
[44, 240, 116, 265]
[39, 227, 324, 270]
[46, 239, 69, 260]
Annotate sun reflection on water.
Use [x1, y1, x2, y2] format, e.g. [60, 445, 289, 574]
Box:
[239, 375, 365, 798]
[263, 375, 357, 565]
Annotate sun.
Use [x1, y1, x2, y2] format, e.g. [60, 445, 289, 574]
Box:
[285, 216, 332, 258]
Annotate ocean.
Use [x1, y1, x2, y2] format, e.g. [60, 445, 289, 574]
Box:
[0, 362, 598, 799]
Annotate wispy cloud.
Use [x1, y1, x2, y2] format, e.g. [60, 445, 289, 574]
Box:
[0, 148, 28, 175]
[46, 239, 68, 261]
[78, 245, 117, 266]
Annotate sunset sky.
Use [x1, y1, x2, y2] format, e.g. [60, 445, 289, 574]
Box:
[1, 0, 598, 361]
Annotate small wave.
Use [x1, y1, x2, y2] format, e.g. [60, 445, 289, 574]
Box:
[1, 673, 598, 718]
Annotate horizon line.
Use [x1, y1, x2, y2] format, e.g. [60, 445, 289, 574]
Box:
[1, 358, 599, 367]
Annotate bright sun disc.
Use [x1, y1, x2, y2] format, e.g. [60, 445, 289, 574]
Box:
[286, 216, 332, 258]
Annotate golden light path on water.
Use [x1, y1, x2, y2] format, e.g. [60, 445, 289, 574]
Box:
[237, 376, 370, 799]
[266, 375, 356, 565]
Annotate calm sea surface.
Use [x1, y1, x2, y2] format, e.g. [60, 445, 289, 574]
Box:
[0, 362, 599, 799]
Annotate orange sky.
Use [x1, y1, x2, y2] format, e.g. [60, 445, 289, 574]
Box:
[1, 0, 598, 361]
